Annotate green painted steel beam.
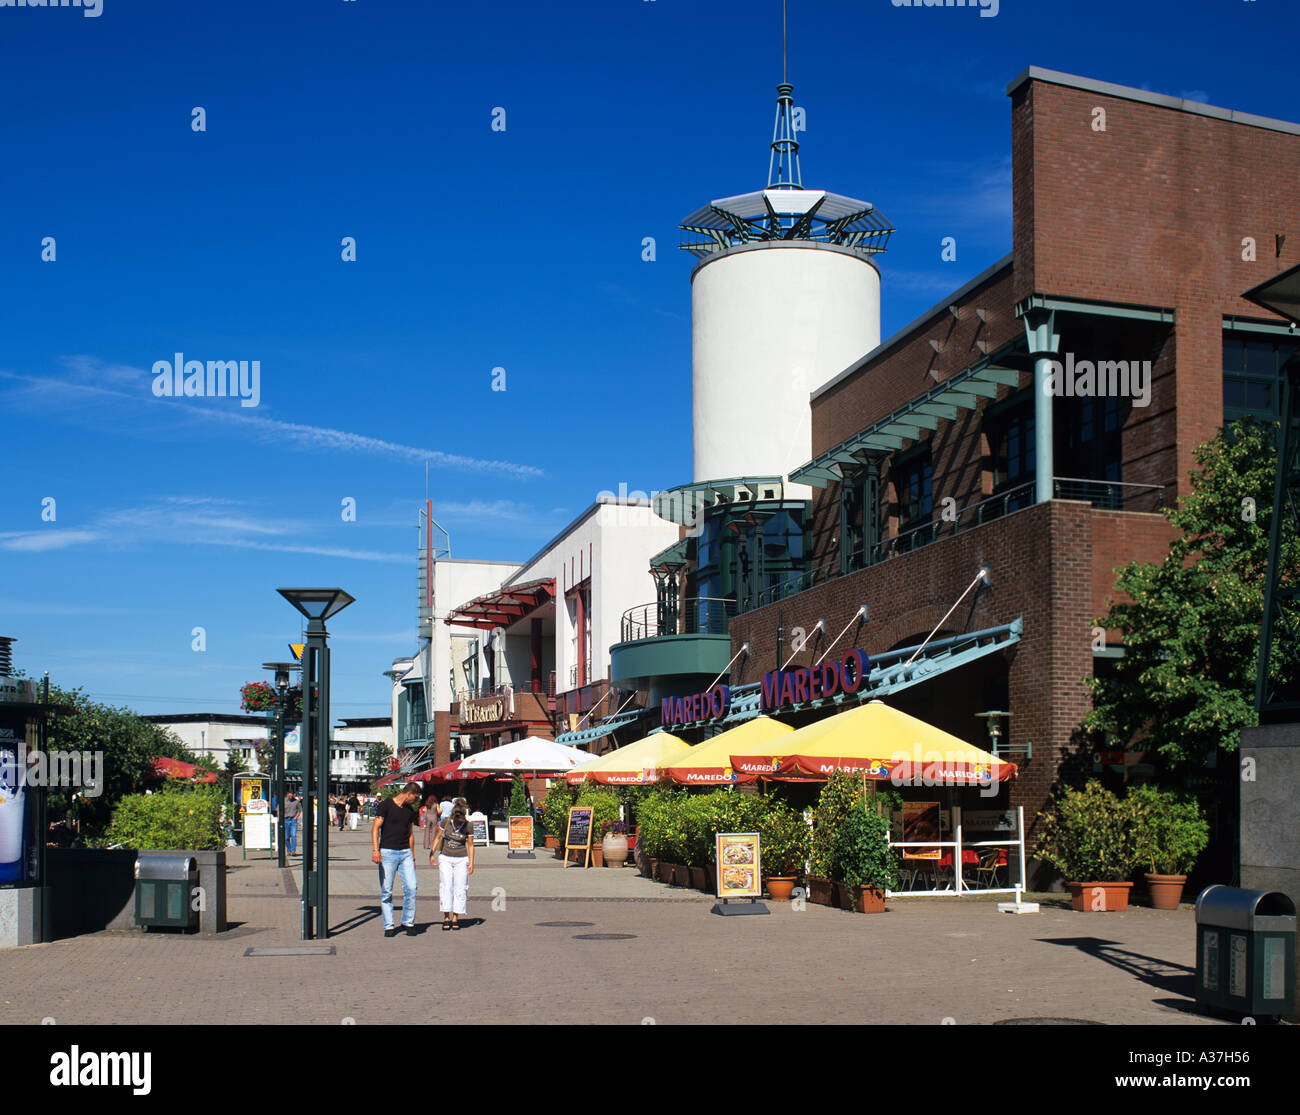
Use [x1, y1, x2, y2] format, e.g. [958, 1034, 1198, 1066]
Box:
[1015, 293, 1176, 323]
[934, 390, 978, 408]
[974, 367, 1023, 386]
[1223, 316, 1300, 337]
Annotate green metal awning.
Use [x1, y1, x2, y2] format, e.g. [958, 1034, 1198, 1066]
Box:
[553, 709, 647, 748]
[649, 537, 689, 574]
[791, 347, 1029, 489]
[652, 477, 786, 524]
[721, 618, 1023, 723]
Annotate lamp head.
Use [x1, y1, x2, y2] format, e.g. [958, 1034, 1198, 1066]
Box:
[277, 588, 355, 627]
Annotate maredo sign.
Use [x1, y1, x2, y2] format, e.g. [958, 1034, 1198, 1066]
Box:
[761, 649, 869, 711]
[662, 684, 730, 728]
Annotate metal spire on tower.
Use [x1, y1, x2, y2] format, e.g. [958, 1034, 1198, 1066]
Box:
[767, 1, 800, 189]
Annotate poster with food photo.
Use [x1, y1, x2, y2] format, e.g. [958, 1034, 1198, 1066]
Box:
[715, 832, 761, 898]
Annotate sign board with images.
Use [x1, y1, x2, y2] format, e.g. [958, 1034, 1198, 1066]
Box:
[468, 811, 490, 846]
[564, 805, 594, 868]
[509, 815, 534, 851]
[902, 801, 942, 857]
[962, 809, 1015, 832]
[715, 832, 761, 899]
[0, 711, 38, 886]
[232, 775, 271, 823]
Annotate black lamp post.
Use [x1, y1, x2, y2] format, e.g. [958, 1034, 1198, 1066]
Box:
[278, 588, 354, 940]
[1241, 265, 1300, 721]
[263, 661, 299, 868]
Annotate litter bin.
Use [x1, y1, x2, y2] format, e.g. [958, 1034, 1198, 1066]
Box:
[1194, 885, 1295, 1017]
[134, 853, 199, 931]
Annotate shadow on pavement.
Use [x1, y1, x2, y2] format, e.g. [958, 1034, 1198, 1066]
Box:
[330, 906, 383, 936]
[1036, 936, 1196, 998]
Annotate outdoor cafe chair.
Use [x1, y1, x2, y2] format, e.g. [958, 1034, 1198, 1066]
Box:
[971, 847, 1008, 890]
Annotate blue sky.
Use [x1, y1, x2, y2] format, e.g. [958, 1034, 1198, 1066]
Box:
[0, 0, 1293, 719]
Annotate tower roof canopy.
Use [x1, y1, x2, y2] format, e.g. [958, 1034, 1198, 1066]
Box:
[679, 187, 893, 261]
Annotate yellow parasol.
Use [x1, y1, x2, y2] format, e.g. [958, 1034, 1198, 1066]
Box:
[662, 716, 794, 785]
[564, 731, 693, 786]
[728, 700, 1017, 783]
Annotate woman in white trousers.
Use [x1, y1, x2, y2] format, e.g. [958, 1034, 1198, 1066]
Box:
[429, 803, 474, 930]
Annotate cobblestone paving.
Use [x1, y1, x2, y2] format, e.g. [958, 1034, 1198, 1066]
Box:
[0, 829, 1223, 1026]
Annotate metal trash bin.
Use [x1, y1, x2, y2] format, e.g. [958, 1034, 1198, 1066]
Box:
[134, 853, 199, 931]
[1194, 885, 1295, 1016]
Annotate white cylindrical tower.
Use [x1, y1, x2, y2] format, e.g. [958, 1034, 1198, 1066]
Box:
[679, 82, 893, 494]
[691, 241, 880, 486]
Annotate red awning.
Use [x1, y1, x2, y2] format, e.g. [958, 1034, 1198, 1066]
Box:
[443, 577, 556, 631]
[152, 756, 218, 783]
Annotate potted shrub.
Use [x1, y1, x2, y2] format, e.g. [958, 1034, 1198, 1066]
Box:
[809, 772, 861, 906]
[832, 802, 897, 913]
[1034, 781, 1139, 911]
[758, 798, 810, 901]
[601, 821, 633, 867]
[541, 782, 572, 852]
[1128, 784, 1209, 909]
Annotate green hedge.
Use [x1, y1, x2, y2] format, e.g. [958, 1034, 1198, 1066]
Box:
[635, 787, 802, 873]
[541, 780, 574, 838]
[575, 785, 621, 841]
[106, 785, 225, 851]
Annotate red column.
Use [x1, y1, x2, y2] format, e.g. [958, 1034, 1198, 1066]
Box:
[530, 618, 542, 694]
[576, 589, 587, 688]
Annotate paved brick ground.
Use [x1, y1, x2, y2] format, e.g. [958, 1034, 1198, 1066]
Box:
[0, 829, 1228, 1026]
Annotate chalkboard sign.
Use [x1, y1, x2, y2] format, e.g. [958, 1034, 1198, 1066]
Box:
[468, 811, 490, 846]
[564, 806, 594, 868]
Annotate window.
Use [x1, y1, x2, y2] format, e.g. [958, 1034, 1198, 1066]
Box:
[892, 448, 933, 533]
[1224, 336, 1297, 426]
[839, 468, 881, 573]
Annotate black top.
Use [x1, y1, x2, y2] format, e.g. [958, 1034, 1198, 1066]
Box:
[375, 799, 418, 850]
[347, 795, 360, 812]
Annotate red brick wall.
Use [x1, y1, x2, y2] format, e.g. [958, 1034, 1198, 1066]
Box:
[731, 501, 1108, 826]
[1017, 77, 1300, 489]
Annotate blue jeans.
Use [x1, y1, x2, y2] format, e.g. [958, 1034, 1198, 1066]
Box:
[379, 849, 417, 929]
[285, 817, 299, 853]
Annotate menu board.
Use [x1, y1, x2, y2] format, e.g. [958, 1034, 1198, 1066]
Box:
[902, 801, 942, 857]
[468, 812, 490, 846]
[509, 815, 534, 851]
[233, 775, 271, 823]
[244, 812, 272, 850]
[566, 806, 593, 849]
[715, 832, 761, 899]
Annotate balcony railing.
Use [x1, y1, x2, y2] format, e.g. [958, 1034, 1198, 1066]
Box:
[400, 720, 430, 744]
[621, 596, 737, 643]
[739, 477, 1165, 614]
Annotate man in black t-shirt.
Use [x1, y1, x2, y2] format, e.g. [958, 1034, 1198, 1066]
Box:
[371, 783, 422, 937]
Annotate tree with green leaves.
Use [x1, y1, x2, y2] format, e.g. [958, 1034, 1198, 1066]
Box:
[1084, 417, 1299, 767]
[25, 680, 194, 835]
[366, 739, 394, 782]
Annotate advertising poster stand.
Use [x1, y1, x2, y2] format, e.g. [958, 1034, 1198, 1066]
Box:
[711, 832, 769, 917]
[507, 815, 535, 860]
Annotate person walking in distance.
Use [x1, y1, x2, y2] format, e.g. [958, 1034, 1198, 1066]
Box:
[347, 792, 361, 831]
[430, 800, 474, 930]
[334, 795, 347, 832]
[372, 783, 422, 937]
[283, 792, 302, 855]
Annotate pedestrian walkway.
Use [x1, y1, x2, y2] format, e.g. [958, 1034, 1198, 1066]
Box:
[1, 827, 1224, 1026]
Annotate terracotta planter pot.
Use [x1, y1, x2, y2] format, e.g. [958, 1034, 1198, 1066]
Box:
[544, 835, 559, 850]
[807, 875, 834, 906]
[852, 884, 887, 914]
[1067, 881, 1133, 912]
[554, 844, 565, 860]
[602, 834, 629, 867]
[690, 865, 709, 891]
[673, 864, 691, 888]
[1145, 873, 1187, 910]
[645, 856, 659, 879]
[591, 845, 604, 868]
[657, 861, 675, 884]
[765, 876, 797, 902]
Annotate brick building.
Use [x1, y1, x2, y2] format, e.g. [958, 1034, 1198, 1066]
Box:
[613, 66, 1300, 883]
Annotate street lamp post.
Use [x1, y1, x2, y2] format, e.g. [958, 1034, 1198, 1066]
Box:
[278, 588, 354, 940]
[263, 661, 299, 869]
